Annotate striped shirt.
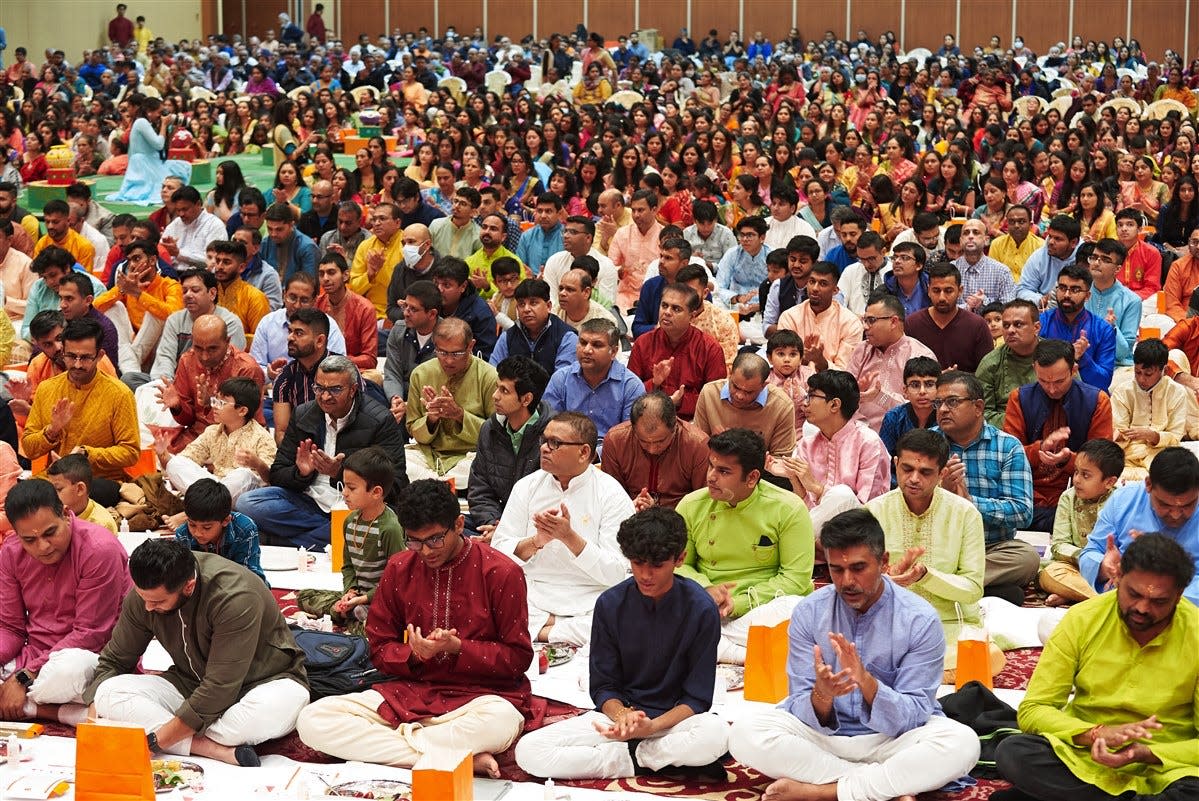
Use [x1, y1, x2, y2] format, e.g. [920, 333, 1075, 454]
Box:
[343, 506, 407, 599]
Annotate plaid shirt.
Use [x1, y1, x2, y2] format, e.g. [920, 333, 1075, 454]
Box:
[954, 255, 1017, 306]
[174, 511, 266, 584]
[935, 422, 1033, 545]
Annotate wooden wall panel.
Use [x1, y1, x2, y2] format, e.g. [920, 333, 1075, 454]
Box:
[903, 0, 956, 53]
[798, 1, 850, 44]
[486, 0, 534, 43]
[538, 0, 585, 40]
[849, 0, 901, 47]
[1130, 0, 1185, 65]
[1015, 0, 1069, 56]
[585, 0, 635, 42]
[1072, 0, 1123, 53]
[742, 2, 787, 43]
[690, 0, 739, 44]
[438, 0, 484, 36]
[957, 0, 1011, 56]
[641, 4, 688, 47]
[339, 2, 385, 41]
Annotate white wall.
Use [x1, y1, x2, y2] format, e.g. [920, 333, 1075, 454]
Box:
[3, 0, 204, 67]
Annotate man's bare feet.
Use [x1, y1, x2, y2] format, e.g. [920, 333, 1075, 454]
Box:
[1044, 593, 1070, 608]
[762, 778, 837, 801]
[473, 752, 500, 778]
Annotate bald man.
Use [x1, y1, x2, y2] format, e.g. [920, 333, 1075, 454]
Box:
[299, 180, 338, 242]
[595, 189, 632, 256]
[156, 314, 266, 452]
[386, 222, 436, 325]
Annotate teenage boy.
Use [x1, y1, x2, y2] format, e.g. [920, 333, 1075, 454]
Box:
[1111, 338, 1190, 481]
[298, 447, 406, 628]
[879, 356, 941, 457]
[174, 478, 266, 584]
[46, 454, 118, 533]
[514, 507, 728, 781]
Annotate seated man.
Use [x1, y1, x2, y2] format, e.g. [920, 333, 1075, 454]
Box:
[677, 428, 814, 664]
[1114, 207, 1162, 300]
[468, 357, 551, 541]
[729, 508, 980, 801]
[678, 264, 741, 368]
[1004, 339, 1113, 531]
[0, 479, 130, 725]
[611, 190, 663, 312]
[405, 318, 497, 487]
[543, 319, 645, 448]
[934, 371, 1039, 605]
[57, 272, 119, 373]
[997, 534, 1199, 801]
[1077, 446, 1199, 606]
[382, 280, 440, 418]
[209, 240, 269, 349]
[137, 268, 246, 386]
[431, 257, 499, 361]
[8, 311, 117, 421]
[236, 356, 407, 548]
[93, 238, 182, 378]
[21, 318, 139, 502]
[694, 353, 796, 459]
[156, 376, 275, 501]
[46, 453, 118, 533]
[602, 391, 710, 510]
[866, 430, 1003, 683]
[173, 479, 266, 584]
[21, 245, 105, 342]
[270, 308, 342, 444]
[977, 299, 1042, 427]
[84, 538, 308, 766]
[350, 203, 405, 320]
[488, 278, 578, 375]
[491, 412, 634, 645]
[556, 265, 618, 330]
[297, 480, 543, 776]
[161, 186, 227, 269]
[249, 272, 345, 383]
[1037, 264, 1117, 391]
[315, 252, 377, 371]
[261, 202, 319, 282]
[847, 292, 935, 428]
[905, 262, 995, 374]
[1085, 238, 1139, 373]
[515, 507, 728, 781]
[1111, 339, 1190, 481]
[715, 216, 770, 308]
[778, 261, 865, 371]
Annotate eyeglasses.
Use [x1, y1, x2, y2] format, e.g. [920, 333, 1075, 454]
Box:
[931, 396, 975, 410]
[313, 383, 350, 396]
[801, 393, 829, 405]
[434, 348, 469, 358]
[904, 380, 938, 391]
[1086, 254, 1121, 266]
[209, 397, 230, 409]
[891, 253, 917, 263]
[861, 314, 897, 326]
[1055, 284, 1088, 295]
[284, 293, 313, 305]
[539, 435, 588, 451]
[737, 231, 760, 239]
[406, 526, 452, 551]
[63, 352, 97, 364]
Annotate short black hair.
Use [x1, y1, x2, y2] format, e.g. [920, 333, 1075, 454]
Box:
[30, 309, 66, 340]
[1077, 438, 1125, 479]
[1120, 532, 1196, 594]
[404, 280, 443, 314]
[178, 267, 218, 291]
[319, 251, 349, 273]
[1147, 447, 1199, 495]
[570, 257, 599, 283]
[809, 260, 838, 280]
[6, 478, 65, 522]
[786, 235, 821, 260]
[397, 478, 461, 531]
[894, 429, 950, 469]
[630, 188, 658, 209]
[208, 239, 248, 262]
[342, 446, 397, 493]
[535, 191, 563, 210]
[892, 240, 927, 265]
[912, 211, 941, 233]
[692, 199, 718, 223]
[431, 256, 470, 284]
[548, 411, 598, 455]
[218, 376, 261, 419]
[565, 215, 595, 236]
[61, 316, 105, 352]
[184, 478, 233, 522]
[865, 291, 905, 318]
[980, 301, 1004, 318]
[662, 282, 701, 312]
[513, 278, 551, 302]
[936, 369, 983, 399]
[1057, 262, 1092, 289]
[1094, 237, 1127, 263]
[926, 261, 962, 284]
[616, 507, 688, 565]
[170, 185, 203, 205]
[661, 237, 692, 260]
[707, 428, 766, 479]
[903, 355, 941, 382]
[1047, 213, 1083, 241]
[490, 256, 522, 279]
[819, 507, 886, 559]
[806, 369, 860, 419]
[58, 272, 96, 300]
[496, 356, 549, 411]
[48, 452, 93, 490]
[1033, 337, 1075, 370]
[42, 199, 70, 217]
[31, 246, 74, 275]
[289, 306, 330, 339]
[1133, 338, 1168, 369]
[766, 329, 803, 356]
[129, 538, 197, 592]
[735, 215, 768, 235]
[676, 263, 709, 288]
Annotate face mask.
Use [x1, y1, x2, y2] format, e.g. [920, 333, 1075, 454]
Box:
[403, 244, 424, 267]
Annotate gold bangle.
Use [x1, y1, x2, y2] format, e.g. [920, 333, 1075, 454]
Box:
[812, 687, 831, 702]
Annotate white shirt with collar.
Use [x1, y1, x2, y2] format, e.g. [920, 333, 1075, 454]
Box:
[163, 210, 228, 268]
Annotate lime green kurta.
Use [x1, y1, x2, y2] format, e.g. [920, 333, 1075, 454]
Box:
[675, 481, 814, 619]
[867, 487, 985, 667]
[1018, 591, 1199, 796]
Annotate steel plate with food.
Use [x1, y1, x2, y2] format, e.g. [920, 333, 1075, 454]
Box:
[151, 759, 205, 794]
[324, 778, 412, 799]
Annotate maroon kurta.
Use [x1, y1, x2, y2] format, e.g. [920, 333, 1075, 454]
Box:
[627, 325, 728, 419]
[366, 538, 545, 726]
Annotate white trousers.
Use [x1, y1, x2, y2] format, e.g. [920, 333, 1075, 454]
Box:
[729, 709, 979, 801]
[403, 446, 475, 488]
[93, 674, 309, 755]
[527, 605, 592, 647]
[110, 303, 165, 374]
[515, 710, 730, 779]
[717, 595, 803, 665]
[2, 648, 99, 706]
[296, 690, 524, 767]
[135, 380, 179, 448]
[164, 454, 265, 502]
[810, 484, 862, 540]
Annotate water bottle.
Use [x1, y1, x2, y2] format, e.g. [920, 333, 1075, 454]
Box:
[119, 518, 131, 536]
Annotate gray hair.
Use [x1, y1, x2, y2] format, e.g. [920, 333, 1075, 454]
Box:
[317, 354, 360, 384]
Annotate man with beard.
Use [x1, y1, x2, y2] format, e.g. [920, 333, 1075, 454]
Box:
[84, 538, 308, 767]
[905, 262, 995, 374]
[777, 262, 864, 371]
[270, 308, 337, 445]
[11, 311, 116, 414]
[996, 534, 1199, 801]
[730, 508, 980, 801]
[208, 240, 269, 349]
[466, 212, 522, 297]
[249, 272, 345, 383]
[315, 253, 377, 370]
[1037, 264, 1116, 391]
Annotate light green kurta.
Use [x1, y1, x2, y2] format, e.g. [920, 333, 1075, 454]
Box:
[405, 356, 498, 474]
[1050, 486, 1113, 564]
[866, 487, 985, 668]
[1018, 591, 1199, 796]
[675, 481, 814, 619]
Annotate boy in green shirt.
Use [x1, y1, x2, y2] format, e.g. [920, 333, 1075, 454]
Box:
[298, 446, 406, 633]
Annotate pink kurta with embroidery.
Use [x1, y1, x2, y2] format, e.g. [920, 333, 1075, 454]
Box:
[796, 421, 892, 508]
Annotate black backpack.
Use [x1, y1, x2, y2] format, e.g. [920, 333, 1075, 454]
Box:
[290, 627, 393, 700]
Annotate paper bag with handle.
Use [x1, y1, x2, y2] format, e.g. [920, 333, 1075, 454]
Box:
[743, 619, 790, 703]
[75, 722, 155, 801]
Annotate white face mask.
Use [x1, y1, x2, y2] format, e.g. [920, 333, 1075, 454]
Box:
[402, 243, 424, 267]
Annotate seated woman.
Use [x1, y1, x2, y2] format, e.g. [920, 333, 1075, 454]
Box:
[265, 161, 313, 214]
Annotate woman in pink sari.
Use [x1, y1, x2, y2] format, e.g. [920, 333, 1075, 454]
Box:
[877, 134, 918, 191]
[1002, 158, 1046, 224]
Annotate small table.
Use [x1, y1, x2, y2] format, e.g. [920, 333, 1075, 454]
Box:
[24, 179, 96, 210]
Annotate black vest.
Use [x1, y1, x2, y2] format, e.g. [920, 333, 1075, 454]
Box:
[504, 315, 571, 375]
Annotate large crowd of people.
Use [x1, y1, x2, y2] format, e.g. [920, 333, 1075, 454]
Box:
[0, 6, 1196, 800]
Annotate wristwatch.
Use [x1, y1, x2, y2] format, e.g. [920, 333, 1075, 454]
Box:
[146, 732, 161, 753]
[13, 669, 34, 689]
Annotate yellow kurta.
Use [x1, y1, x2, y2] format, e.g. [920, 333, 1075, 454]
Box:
[1018, 592, 1199, 796]
[95, 273, 184, 330]
[349, 232, 405, 319]
[988, 233, 1044, 282]
[1111, 377, 1190, 480]
[217, 279, 270, 347]
[80, 498, 118, 533]
[22, 371, 140, 481]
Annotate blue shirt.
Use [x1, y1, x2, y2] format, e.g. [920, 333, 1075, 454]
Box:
[260, 229, 319, 282]
[542, 360, 646, 442]
[1086, 281, 1141, 367]
[488, 320, 578, 373]
[1038, 307, 1117, 390]
[933, 423, 1033, 544]
[715, 244, 771, 303]
[784, 581, 945, 738]
[590, 576, 720, 718]
[515, 224, 564, 276]
[22, 269, 105, 340]
[1079, 483, 1199, 606]
[824, 244, 855, 272]
[242, 256, 284, 310]
[880, 403, 934, 457]
[1016, 242, 1079, 301]
[631, 276, 667, 338]
[174, 511, 267, 584]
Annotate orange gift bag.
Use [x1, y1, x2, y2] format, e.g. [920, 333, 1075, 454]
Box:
[75, 722, 155, 801]
[742, 619, 790, 703]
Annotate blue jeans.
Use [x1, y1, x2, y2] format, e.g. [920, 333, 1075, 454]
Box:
[235, 486, 330, 549]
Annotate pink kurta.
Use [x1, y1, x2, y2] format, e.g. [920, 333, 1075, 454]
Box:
[847, 335, 936, 428]
[0, 513, 131, 671]
[777, 300, 866, 370]
[610, 221, 662, 310]
[796, 421, 892, 508]
[366, 538, 545, 726]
